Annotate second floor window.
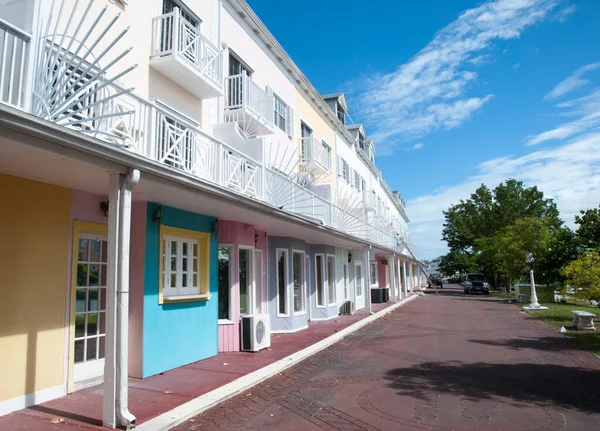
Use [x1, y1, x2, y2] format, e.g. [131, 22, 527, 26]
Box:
[354, 171, 361, 190]
[273, 94, 286, 132]
[341, 158, 350, 182]
[321, 141, 331, 170]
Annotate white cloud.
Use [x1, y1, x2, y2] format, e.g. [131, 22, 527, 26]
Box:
[408, 133, 600, 259]
[527, 88, 600, 145]
[513, 62, 521, 70]
[349, 0, 562, 153]
[402, 142, 424, 151]
[544, 63, 600, 100]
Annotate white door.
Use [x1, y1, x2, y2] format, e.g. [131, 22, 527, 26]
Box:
[254, 249, 263, 315]
[355, 263, 364, 299]
[73, 232, 108, 384]
[239, 248, 253, 316]
[343, 263, 349, 300]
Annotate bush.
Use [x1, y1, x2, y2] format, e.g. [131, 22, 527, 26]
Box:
[562, 250, 600, 301]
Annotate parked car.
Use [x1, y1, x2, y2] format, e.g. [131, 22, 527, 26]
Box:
[463, 273, 490, 294]
[427, 274, 443, 288]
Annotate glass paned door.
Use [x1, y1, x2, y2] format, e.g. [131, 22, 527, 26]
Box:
[73, 232, 108, 384]
[239, 248, 252, 316]
[254, 250, 263, 315]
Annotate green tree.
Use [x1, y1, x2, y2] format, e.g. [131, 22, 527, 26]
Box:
[575, 207, 600, 249]
[439, 250, 472, 277]
[475, 218, 550, 287]
[535, 226, 580, 285]
[442, 179, 561, 253]
[562, 250, 600, 301]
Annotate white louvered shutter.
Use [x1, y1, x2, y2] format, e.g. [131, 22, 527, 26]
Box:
[286, 106, 295, 137]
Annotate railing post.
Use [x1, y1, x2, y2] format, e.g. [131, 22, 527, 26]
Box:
[242, 70, 248, 109]
[173, 7, 180, 56]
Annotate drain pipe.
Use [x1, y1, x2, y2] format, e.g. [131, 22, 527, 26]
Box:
[116, 168, 140, 429]
[366, 246, 373, 315]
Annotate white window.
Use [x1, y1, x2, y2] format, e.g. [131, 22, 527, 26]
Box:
[354, 171, 361, 190]
[321, 141, 332, 170]
[370, 262, 378, 286]
[274, 94, 286, 132]
[160, 226, 210, 302]
[327, 255, 336, 305]
[341, 158, 350, 182]
[293, 251, 306, 313]
[277, 250, 288, 315]
[315, 254, 325, 307]
[356, 263, 364, 296]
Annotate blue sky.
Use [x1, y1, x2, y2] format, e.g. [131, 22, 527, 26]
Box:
[248, 0, 600, 259]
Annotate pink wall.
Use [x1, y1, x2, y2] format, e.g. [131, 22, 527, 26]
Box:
[376, 256, 388, 289]
[128, 201, 147, 378]
[217, 221, 267, 352]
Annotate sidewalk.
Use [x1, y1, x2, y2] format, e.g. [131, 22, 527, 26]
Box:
[0, 298, 417, 430]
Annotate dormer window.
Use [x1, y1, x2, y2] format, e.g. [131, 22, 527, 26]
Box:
[336, 102, 345, 124]
[358, 132, 366, 151]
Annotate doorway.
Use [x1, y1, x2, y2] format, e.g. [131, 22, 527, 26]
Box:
[71, 223, 108, 387]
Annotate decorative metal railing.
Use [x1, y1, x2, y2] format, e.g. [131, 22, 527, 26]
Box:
[0, 19, 30, 108]
[0, 1, 408, 255]
[224, 72, 274, 124]
[150, 8, 223, 87]
[300, 136, 331, 171]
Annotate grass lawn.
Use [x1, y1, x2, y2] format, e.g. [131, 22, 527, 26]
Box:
[490, 291, 517, 300]
[524, 302, 600, 356]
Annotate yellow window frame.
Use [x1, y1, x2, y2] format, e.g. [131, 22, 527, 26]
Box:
[159, 225, 211, 304]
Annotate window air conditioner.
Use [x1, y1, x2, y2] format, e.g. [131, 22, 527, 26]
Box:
[240, 314, 271, 352]
[343, 300, 356, 315]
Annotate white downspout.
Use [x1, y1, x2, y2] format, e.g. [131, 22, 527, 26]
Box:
[116, 168, 140, 429]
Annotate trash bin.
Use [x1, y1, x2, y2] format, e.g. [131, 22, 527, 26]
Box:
[382, 288, 390, 302]
[371, 289, 384, 303]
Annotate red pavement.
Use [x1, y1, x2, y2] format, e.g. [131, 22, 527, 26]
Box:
[0, 301, 396, 430]
[176, 285, 600, 431]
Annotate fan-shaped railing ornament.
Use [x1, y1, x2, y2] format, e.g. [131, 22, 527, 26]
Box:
[31, 0, 137, 139]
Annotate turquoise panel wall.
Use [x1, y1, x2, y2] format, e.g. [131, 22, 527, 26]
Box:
[143, 203, 218, 377]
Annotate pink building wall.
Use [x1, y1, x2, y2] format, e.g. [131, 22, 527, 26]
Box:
[376, 256, 388, 289]
[218, 221, 267, 352]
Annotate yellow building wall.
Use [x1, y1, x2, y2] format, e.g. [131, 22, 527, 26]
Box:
[0, 174, 71, 403]
[294, 88, 337, 194]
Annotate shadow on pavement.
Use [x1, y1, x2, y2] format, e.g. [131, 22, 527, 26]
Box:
[385, 361, 600, 414]
[469, 337, 576, 352]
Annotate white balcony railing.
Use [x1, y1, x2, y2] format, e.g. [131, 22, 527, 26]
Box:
[89, 85, 261, 199]
[0, 5, 409, 256]
[150, 8, 223, 93]
[362, 190, 377, 211]
[224, 72, 274, 125]
[300, 136, 331, 172]
[0, 19, 30, 108]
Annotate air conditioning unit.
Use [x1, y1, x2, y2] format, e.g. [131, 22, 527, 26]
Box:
[241, 314, 271, 352]
[343, 300, 356, 315]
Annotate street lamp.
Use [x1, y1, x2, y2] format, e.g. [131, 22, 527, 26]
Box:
[523, 252, 548, 311]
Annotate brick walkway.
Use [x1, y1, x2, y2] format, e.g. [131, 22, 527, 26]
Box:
[176, 285, 600, 431]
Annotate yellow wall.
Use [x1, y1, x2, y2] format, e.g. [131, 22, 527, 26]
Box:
[0, 174, 71, 402]
[294, 88, 337, 192]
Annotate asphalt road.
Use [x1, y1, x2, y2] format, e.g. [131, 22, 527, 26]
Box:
[176, 285, 600, 431]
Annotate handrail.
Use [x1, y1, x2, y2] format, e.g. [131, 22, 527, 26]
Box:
[0, 18, 32, 41]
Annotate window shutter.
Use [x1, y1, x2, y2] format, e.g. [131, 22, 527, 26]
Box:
[287, 106, 295, 136]
[349, 168, 354, 186]
[337, 156, 342, 177]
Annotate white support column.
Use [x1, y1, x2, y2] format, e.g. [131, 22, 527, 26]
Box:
[396, 258, 402, 300]
[366, 247, 372, 314]
[408, 263, 414, 293]
[402, 259, 408, 297]
[103, 172, 122, 429]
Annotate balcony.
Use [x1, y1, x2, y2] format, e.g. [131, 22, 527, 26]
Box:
[150, 8, 224, 99]
[362, 190, 377, 212]
[223, 72, 274, 139]
[0, 19, 30, 109]
[300, 136, 330, 175]
[337, 180, 361, 209]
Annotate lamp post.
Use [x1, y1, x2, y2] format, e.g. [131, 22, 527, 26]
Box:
[524, 252, 548, 311]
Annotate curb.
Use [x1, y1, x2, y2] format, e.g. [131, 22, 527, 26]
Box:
[135, 294, 420, 431]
